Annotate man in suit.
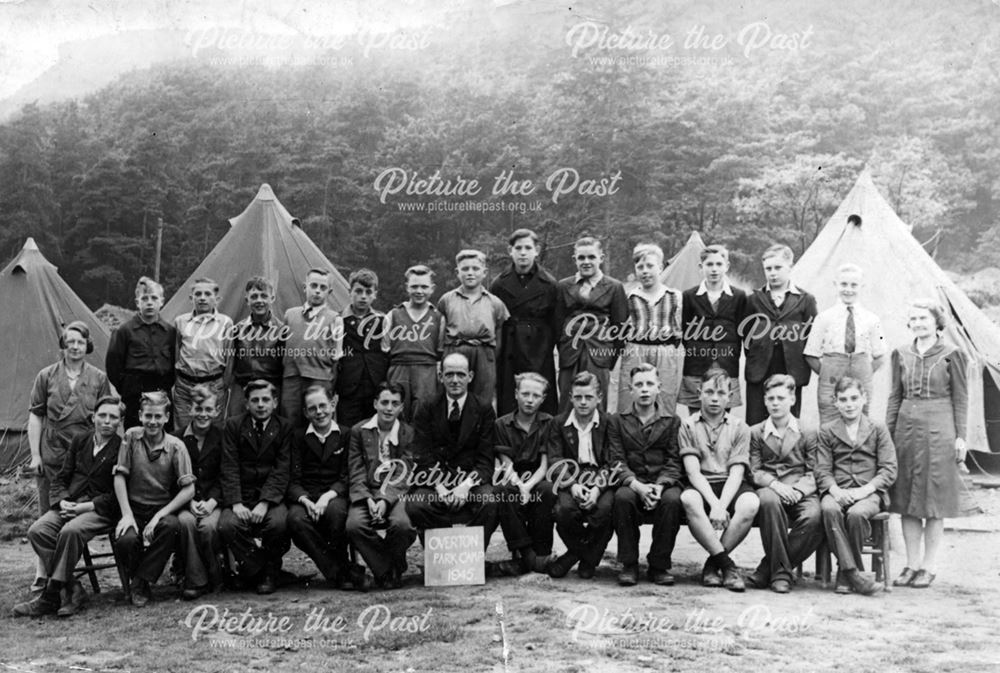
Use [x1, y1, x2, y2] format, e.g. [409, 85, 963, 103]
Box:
[218, 379, 293, 594]
[555, 236, 628, 412]
[491, 228, 560, 416]
[547, 371, 624, 579]
[14, 396, 124, 618]
[346, 382, 418, 589]
[743, 244, 818, 425]
[404, 353, 499, 544]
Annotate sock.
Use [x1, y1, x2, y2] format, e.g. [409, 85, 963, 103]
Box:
[709, 552, 735, 570]
[520, 549, 537, 571]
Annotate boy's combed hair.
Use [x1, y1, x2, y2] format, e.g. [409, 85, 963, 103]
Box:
[836, 262, 863, 277]
[514, 371, 549, 393]
[763, 373, 796, 393]
[376, 380, 406, 400]
[701, 366, 731, 389]
[135, 276, 164, 298]
[632, 243, 664, 267]
[190, 384, 218, 407]
[244, 379, 278, 398]
[508, 228, 539, 246]
[349, 268, 379, 290]
[455, 249, 486, 266]
[303, 382, 333, 402]
[244, 276, 274, 293]
[574, 236, 602, 252]
[908, 298, 948, 331]
[306, 267, 331, 280]
[571, 371, 601, 394]
[700, 244, 729, 262]
[833, 376, 865, 397]
[95, 395, 126, 417]
[191, 277, 220, 293]
[761, 244, 794, 263]
[139, 390, 171, 412]
[404, 264, 435, 281]
[629, 362, 659, 381]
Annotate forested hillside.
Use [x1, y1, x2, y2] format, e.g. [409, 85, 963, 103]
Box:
[0, 0, 996, 307]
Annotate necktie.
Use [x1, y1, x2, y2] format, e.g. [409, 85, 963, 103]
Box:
[845, 306, 856, 354]
[578, 279, 592, 300]
[255, 420, 265, 436]
[449, 400, 461, 423]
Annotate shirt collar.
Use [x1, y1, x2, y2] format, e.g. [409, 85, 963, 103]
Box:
[249, 312, 273, 326]
[626, 284, 667, 303]
[341, 304, 381, 319]
[188, 309, 221, 322]
[574, 270, 604, 286]
[690, 410, 732, 426]
[306, 421, 340, 440]
[763, 416, 799, 439]
[764, 282, 802, 295]
[361, 415, 400, 444]
[566, 411, 600, 431]
[447, 394, 468, 416]
[624, 402, 671, 421]
[94, 435, 110, 452]
[696, 279, 734, 296]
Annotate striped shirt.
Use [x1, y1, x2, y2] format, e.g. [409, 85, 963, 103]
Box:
[625, 285, 683, 343]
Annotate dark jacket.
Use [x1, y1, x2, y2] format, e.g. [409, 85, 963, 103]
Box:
[337, 309, 390, 396]
[749, 420, 817, 496]
[288, 424, 350, 502]
[221, 413, 292, 507]
[681, 285, 748, 378]
[608, 408, 684, 489]
[742, 286, 817, 385]
[555, 275, 629, 369]
[547, 409, 623, 492]
[183, 424, 223, 503]
[50, 430, 121, 518]
[815, 416, 897, 507]
[412, 393, 496, 485]
[348, 419, 416, 506]
[105, 314, 177, 391]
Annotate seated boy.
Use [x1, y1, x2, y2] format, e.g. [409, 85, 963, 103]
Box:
[492, 372, 556, 576]
[746, 374, 823, 594]
[176, 384, 225, 599]
[337, 269, 389, 429]
[14, 396, 124, 618]
[816, 376, 897, 596]
[113, 391, 195, 607]
[679, 368, 760, 592]
[218, 380, 293, 594]
[547, 372, 623, 580]
[346, 382, 418, 589]
[287, 384, 364, 590]
[611, 364, 685, 587]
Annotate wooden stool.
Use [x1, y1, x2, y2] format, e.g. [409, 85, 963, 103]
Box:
[75, 530, 130, 598]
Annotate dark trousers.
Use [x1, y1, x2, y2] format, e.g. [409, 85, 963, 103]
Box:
[554, 488, 615, 567]
[496, 481, 556, 555]
[820, 493, 881, 572]
[286, 498, 349, 581]
[114, 502, 181, 584]
[404, 485, 499, 544]
[754, 489, 823, 583]
[613, 485, 683, 570]
[29, 510, 114, 583]
[345, 501, 417, 579]
[218, 504, 290, 578]
[336, 381, 380, 431]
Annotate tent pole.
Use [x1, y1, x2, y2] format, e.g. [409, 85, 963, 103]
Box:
[154, 217, 163, 282]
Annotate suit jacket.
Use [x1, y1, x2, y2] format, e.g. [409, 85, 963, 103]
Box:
[221, 413, 293, 507]
[183, 424, 223, 503]
[337, 308, 390, 396]
[555, 275, 628, 369]
[743, 286, 817, 385]
[348, 419, 415, 506]
[50, 430, 121, 518]
[815, 416, 897, 506]
[681, 285, 748, 377]
[547, 410, 623, 492]
[609, 408, 684, 489]
[749, 420, 817, 495]
[491, 264, 559, 415]
[288, 425, 349, 502]
[412, 393, 495, 485]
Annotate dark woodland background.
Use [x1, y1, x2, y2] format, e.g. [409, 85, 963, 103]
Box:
[0, 0, 998, 308]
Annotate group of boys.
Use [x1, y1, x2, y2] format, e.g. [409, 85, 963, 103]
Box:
[15, 227, 898, 618]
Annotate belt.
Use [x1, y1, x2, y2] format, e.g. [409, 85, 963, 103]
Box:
[176, 370, 224, 384]
[629, 337, 681, 347]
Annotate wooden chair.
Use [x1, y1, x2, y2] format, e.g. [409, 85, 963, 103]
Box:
[74, 530, 130, 599]
[810, 511, 892, 592]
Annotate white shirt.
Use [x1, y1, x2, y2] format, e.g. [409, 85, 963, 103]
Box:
[306, 421, 340, 442]
[565, 411, 600, 465]
[93, 436, 109, 458]
[768, 282, 802, 308]
[763, 416, 800, 442]
[803, 301, 887, 358]
[446, 394, 467, 419]
[845, 420, 860, 443]
[361, 415, 400, 463]
[574, 270, 604, 299]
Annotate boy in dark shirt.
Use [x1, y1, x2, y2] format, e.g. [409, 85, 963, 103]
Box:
[337, 269, 389, 429]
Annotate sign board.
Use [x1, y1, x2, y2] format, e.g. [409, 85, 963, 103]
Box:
[423, 526, 486, 586]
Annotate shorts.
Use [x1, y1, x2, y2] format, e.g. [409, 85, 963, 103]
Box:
[685, 480, 756, 516]
[677, 375, 743, 408]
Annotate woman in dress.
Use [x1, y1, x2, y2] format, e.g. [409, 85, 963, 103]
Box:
[885, 299, 968, 588]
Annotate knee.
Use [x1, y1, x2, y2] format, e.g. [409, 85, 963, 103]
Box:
[680, 489, 703, 513]
[26, 519, 46, 544]
[614, 486, 637, 507]
[217, 511, 240, 538]
[177, 510, 196, 529]
[757, 488, 781, 511]
[158, 515, 181, 535]
[735, 493, 760, 519]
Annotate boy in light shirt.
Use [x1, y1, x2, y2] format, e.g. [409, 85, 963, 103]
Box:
[174, 277, 233, 430]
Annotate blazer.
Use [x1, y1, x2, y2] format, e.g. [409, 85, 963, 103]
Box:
[288, 425, 349, 502]
[681, 285, 748, 378]
[815, 416, 897, 507]
[347, 419, 415, 506]
[608, 408, 684, 489]
[547, 410, 623, 492]
[749, 420, 817, 496]
[743, 286, 817, 385]
[183, 424, 223, 503]
[555, 274, 629, 369]
[221, 413, 293, 507]
[50, 430, 121, 519]
[411, 393, 496, 485]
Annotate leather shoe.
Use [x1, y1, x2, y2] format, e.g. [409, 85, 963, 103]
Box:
[845, 569, 882, 596]
[12, 593, 59, 617]
[547, 552, 579, 579]
[701, 562, 723, 588]
[910, 569, 936, 588]
[255, 573, 277, 595]
[893, 567, 917, 587]
[744, 571, 769, 589]
[346, 564, 371, 592]
[577, 562, 596, 580]
[617, 565, 639, 586]
[57, 582, 88, 617]
[130, 579, 152, 607]
[182, 585, 210, 601]
[648, 567, 675, 586]
[834, 570, 850, 594]
[770, 579, 791, 594]
[722, 566, 745, 592]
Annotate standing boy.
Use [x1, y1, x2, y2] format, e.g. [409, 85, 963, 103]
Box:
[611, 364, 685, 587]
[680, 245, 748, 413]
[113, 391, 195, 607]
[106, 277, 177, 429]
[547, 372, 623, 580]
[555, 237, 628, 413]
[816, 377, 897, 596]
[746, 375, 823, 594]
[491, 229, 559, 416]
[743, 244, 817, 426]
[346, 382, 418, 589]
[383, 265, 445, 421]
[438, 250, 510, 408]
[173, 277, 233, 430]
[282, 268, 344, 427]
[337, 269, 389, 429]
[804, 263, 886, 425]
[218, 380, 293, 594]
[679, 368, 760, 592]
[227, 277, 285, 418]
